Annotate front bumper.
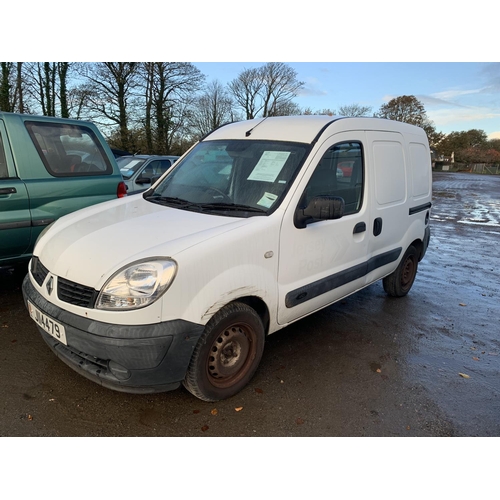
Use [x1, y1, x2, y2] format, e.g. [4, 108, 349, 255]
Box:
[22, 275, 204, 394]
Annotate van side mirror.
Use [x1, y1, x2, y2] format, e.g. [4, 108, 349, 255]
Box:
[294, 196, 345, 229]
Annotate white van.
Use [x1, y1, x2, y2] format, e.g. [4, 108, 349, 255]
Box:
[22, 116, 432, 401]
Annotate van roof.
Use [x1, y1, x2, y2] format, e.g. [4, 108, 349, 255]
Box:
[0, 111, 93, 126]
[205, 115, 427, 144]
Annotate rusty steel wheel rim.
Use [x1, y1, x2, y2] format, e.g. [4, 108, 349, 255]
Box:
[207, 323, 256, 388]
[401, 255, 416, 289]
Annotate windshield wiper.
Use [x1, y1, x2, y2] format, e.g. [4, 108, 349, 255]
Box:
[196, 202, 267, 213]
[145, 195, 267, 215]
[144, 195, 201, 209]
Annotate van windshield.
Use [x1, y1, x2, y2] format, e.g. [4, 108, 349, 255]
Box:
[145, 139, 308, 216]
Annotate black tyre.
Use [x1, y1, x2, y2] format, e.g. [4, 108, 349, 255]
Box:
[183, 302, 265, 402]
[383, 245, 419, 297]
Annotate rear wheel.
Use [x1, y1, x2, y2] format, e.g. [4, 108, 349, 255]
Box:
[383, 245, 419, 297]
[183, 302, 265, 401]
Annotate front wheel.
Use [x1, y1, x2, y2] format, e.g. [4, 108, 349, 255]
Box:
[383, 245, 419, 297]
[183, 302, 265, 401]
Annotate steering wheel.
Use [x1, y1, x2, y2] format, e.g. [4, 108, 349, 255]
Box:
[205, 187, 231, 202]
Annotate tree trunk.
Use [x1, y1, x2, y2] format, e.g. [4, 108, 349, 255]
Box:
[16, 63, 24, 113]
[58, 63, 69, 118]
[0, 62, 11, 111]
[44, 63, 53, 116]
[144, 63, 154, 153]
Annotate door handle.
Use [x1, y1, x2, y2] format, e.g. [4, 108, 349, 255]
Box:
[374, 217, 383, 236]
[0, 187, 17, 195]
[353, 222, 366, 234]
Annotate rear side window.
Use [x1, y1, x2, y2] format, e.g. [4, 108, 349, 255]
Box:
[25, 121, 113, 177]
[142, 160, 172, 178]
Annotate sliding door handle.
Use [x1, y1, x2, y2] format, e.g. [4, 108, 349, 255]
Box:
[374, 217, 383, 236]
[353, 222, 366, 234]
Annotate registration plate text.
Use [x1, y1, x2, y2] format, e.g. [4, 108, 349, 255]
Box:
[28, 301, 67, 345]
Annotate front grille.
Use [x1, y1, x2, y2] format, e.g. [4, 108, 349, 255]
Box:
[31, 257, 49, 286]
[57, 277, 97, 308]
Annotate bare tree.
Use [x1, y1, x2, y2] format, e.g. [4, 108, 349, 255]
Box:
[302, 107, 337, 116]
[18, 62, 74, 117]
[229, 63, 304, 119]
[67, 83, 93, 120]
[338, 103, 372, 117]
[260, 62, 304, 117]
[83, 62, 140, 151]
[189, 80, 237, 139]
[228, 67, 264, 120]
[140, 62, 204, 154]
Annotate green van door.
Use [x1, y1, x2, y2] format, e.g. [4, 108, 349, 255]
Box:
[0, 120, 32, 259]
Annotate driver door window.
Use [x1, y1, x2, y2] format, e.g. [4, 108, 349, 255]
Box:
[303, 141, 364, 216]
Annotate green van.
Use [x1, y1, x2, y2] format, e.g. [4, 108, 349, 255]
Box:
[0, 112, 126, 267]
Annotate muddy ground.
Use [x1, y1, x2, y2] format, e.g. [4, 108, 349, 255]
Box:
[0, 171, 499, 437]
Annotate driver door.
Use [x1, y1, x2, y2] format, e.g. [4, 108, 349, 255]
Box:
[277, 132, 369, 325]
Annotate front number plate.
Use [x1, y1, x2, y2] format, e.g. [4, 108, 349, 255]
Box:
[28, 301, 67, 345]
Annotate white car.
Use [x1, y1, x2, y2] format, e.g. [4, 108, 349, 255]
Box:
[23, 115, 432, 401]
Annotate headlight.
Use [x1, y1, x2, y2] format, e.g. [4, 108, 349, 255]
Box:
[96, 258, 177, 310]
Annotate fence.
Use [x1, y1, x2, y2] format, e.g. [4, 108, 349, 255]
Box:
[469, 164, 500, 175]
[434, 163, 500, 175]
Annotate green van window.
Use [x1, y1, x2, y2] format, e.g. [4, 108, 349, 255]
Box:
[25, 121, 112, 177]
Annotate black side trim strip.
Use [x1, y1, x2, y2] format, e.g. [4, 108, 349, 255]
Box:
[32, 218, 55, 227]
[0, 220, 31, 230]
[409, 202, 432, 215]
[0, 218, 54, 230]
[285, 247, 402, 308]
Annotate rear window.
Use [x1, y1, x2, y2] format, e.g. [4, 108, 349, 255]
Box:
[25, 121, 113, 177]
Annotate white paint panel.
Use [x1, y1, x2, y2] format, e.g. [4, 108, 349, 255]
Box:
[409, 142, 431, 199]
[373, 141, 406, 206]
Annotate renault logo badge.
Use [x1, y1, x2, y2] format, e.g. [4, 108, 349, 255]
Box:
[46, 276, 54, 295]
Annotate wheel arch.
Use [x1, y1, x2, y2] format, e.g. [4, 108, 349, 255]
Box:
[410, 233, 430, 262]
[410, 238, 423, 259]
[230, 295, 271, 336]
